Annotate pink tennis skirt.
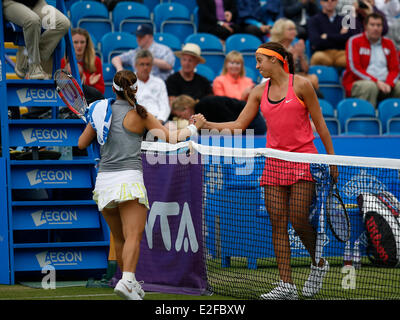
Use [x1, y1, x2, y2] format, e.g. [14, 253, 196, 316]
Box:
[260, 157, 314, 186]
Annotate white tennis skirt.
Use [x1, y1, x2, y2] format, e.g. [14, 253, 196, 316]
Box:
[93, 169, 150, 212]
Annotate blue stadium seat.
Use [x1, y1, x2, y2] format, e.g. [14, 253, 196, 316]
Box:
[309, 65, 339, 84]
[195, 64, 215, 83]
[387, 119, 400, 134]
[112, 2, 154, 33]
[154, 32, 182, 52]
[154, 3, 196, 43]
[319, 99, 340, 135]
[102, 63, 116, 98]
[70, 1, 113, 43]
[245, 67, 259, 84]
[309, 65, 344, 107]
[184, 33, 225, 74]
[66, 0, 82, 14]
[378, 98, 400, 134]
[167, 0, 197, 13]
[225, 34, 262, 73]
[193, 6, 199, 30]
[337, 98, 382, 135]
[143, 0, 162, 12]
[100, 32, 138, 63]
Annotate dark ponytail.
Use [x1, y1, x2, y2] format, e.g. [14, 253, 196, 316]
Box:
[258, 42, 295, 74]
[113, 70, 148, 119]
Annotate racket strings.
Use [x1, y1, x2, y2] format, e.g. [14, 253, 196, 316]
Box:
[55, 71, 87, 116]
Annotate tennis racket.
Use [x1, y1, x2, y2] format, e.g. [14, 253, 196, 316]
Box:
[326, 181, 351, 242]
[54, 69, 88, 122]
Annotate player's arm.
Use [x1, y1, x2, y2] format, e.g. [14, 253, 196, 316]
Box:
[78, 123, 97, 150]
[142, 112, 205, 143]
[203, 83, 264, 132]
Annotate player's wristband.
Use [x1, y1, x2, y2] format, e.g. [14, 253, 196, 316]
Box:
[187, 124, 198, 136]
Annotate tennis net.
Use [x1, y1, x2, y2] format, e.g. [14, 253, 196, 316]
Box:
[140, 139, 400, 300]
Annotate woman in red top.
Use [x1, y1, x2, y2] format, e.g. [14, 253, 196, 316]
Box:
[61, 28, 105, 94]
[203, 42, 338, 299]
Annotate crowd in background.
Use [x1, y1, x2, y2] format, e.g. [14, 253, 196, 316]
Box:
[3, 0, 400, 127]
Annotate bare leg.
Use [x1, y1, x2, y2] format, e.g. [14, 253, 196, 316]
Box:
[118, 199, 148, 273]
[101, 206, 124, 270]
[264, 185, 292, 283]
[288, 181, 324, 267]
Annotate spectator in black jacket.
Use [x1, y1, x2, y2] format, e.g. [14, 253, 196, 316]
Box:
[282, 0, 318, 39]
[196, 0, 241, 42]
[307, 0, 353, 68]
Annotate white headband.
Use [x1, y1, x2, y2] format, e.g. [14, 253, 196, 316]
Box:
[113, 81, 137, 92]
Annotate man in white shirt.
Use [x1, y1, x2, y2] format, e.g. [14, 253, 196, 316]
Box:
[134, 50, 170, 123]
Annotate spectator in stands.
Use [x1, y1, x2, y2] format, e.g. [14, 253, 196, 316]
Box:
[307, 0, 353, 68]
[112, 24, 175, 81]
[212, 50, 255, 101]
[61, 28, 105, 95]
[374, 0, 400, 49]
[95, 0, 143, 11]
[270, 18, 323, 97]
[134, 50, 170, 123]
[342, 13, 400, 107]
[166, 94, 266, 134]
[196, 0, 241, 42]
[336, 0, 355, 15]
[281, 0, 318, 40]
[166, 43, 213, 106]
[3, 0, 70, 79]
[235, 0, 276, 40]
[347, 0, 389, 35]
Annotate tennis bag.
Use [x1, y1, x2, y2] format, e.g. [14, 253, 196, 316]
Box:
[357, 191, 400, 267]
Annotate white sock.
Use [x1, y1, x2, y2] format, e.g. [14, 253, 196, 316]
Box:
[122, 272, 136, 282]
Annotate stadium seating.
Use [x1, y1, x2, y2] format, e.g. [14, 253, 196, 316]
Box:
[167, 0, 197, 13]
[70, 1, 113, 43]
[154, 3, 196, 43]
[100, 32, 138, 63]
[319, 99, 340, 135]
[245, 67, 259, 84]
[112, 1, 154, 34]
[154, 32, 182, 52]
[337, 98, 382, 135]
[309, 65, 344, 108]
[225, 34, 262, 73]
[195, 64, 215, 83]
[102, 62, 116, 98]
[184, 33, 225, 74]
[143, 0, 162, 12]
[378, 98, 400, 134]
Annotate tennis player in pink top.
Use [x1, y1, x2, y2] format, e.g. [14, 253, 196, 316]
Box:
[202, 42, 338, 300]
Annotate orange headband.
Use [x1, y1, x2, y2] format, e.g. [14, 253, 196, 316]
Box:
[256, 48, 289, 73]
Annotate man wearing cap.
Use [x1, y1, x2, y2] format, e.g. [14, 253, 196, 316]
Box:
[166, 43, 213, 106]
[111, 24, 175, 81]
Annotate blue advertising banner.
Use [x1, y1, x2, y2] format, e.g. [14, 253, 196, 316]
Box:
[9, 120, 85, 147]
[13, 205, 100, 230]
[6, 80, 64, 107]
[0, 158, 10, 284]
[14, 247, 107, 272]
[11, 164, 93, 189]
[136, 154, 207, 295]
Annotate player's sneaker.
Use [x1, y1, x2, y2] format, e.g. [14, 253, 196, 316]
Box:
[260, 280, 298, 300]
[302, 259, 329, 298]
[114, 279, 142, 300]
[133, 280, 145, 299]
